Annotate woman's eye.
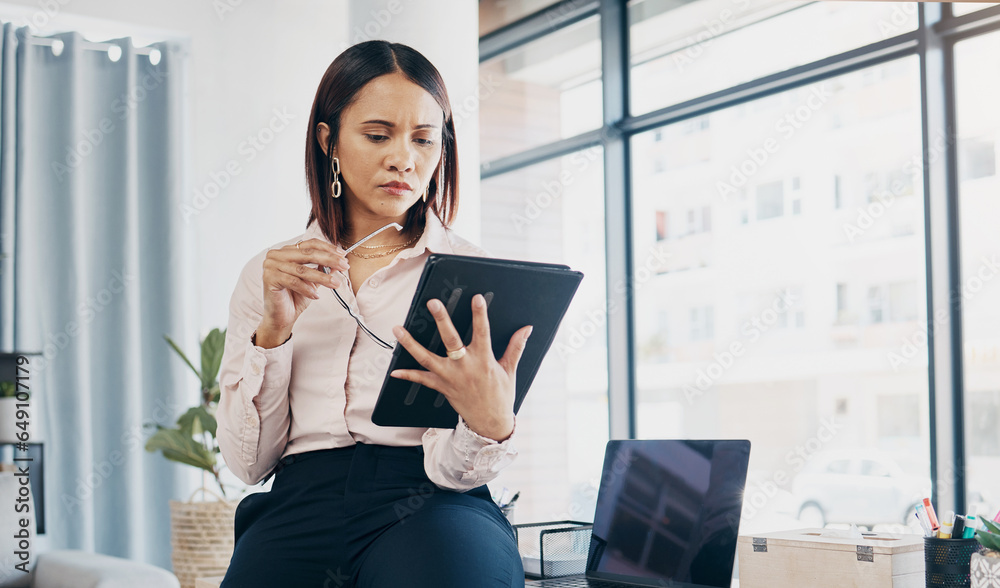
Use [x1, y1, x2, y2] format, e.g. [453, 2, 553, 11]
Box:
[364, 134, 388, 143]
[414, 138, 435, 146]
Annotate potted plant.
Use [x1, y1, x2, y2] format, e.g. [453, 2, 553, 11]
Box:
[0, 380, 27, 443]
[972, 517, 1000, 588]
[145, 328, 240, 588]
[144, 327, 229, 498]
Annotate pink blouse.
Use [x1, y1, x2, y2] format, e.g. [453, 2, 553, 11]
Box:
[216, 210, 518, 490]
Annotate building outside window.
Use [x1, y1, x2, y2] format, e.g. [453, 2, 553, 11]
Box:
[479, 0, 1000, 536]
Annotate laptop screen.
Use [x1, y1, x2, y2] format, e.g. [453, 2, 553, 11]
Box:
[586, 440, 751, 588]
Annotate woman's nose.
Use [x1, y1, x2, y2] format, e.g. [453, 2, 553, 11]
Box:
[385, 139, 415, 173]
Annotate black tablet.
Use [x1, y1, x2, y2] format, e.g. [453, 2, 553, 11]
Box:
[371, 253, 584, 429]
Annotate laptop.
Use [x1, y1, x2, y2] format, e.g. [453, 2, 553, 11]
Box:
[526, 439, 751, 588]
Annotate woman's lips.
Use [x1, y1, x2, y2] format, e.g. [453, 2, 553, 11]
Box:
[379, 182, 412, 196]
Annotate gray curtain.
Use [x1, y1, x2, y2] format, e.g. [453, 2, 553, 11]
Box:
[0, 23, 194, 570]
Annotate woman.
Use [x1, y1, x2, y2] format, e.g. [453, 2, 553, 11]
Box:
[216, 41, 530, 588]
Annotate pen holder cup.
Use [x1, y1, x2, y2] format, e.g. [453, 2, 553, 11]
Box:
[500, 504, 515, 525]
[513, 521, 593, 579]
[925, 536, 980, 588]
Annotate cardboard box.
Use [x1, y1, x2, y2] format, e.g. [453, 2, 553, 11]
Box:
[738, 529, 924, 588]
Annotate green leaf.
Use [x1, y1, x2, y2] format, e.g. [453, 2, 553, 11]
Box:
[175, 406, 216, 437]
[164, 334, 202, 381]
[176, 408, 195, 437]
[983, 518, 1000, 535]
[977, 529, 1000, 553]
[200, 328, 226, 389]
[209, 384, 220, 404]
[193, 405, 217, 438]
[145, 428, 216, 472]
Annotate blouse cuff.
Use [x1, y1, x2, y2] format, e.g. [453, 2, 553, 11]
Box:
[454, 415, 518, 477]
[244, 332, 294, 392]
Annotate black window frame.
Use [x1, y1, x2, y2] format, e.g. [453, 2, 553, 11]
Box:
[479, 0, 1000, 517]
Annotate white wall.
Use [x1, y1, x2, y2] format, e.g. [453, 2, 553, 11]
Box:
[1, 0, 481, 337]
[0, 0, 351, 335]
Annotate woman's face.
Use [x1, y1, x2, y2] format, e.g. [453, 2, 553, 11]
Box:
[320, 72, 444, 226]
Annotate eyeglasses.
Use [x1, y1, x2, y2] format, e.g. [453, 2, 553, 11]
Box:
[320, 222, 403, 350]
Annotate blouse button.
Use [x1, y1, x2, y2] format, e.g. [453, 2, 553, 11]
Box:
[251, 364, 262, 376]
[369, 278, 379, 288]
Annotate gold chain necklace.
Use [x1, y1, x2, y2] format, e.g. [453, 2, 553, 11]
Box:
[345, 234, 420, 259]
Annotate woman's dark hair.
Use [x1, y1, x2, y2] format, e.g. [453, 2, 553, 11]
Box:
[304, 40, 458, 244]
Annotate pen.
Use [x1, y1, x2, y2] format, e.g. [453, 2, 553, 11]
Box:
[916, 504, 933, 537]
[953, 514, 966, 539]
[938, 511, 955, 539]
[506, 491, 520, 506]
[965, 508, 980, 539]
[914, 512, 931, 537]
[924, 498, 941, 532]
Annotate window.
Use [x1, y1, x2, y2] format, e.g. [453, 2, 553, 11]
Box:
[868, 286, 886, 324]
[952, 2, 1000, 16]
[878, 394, 922, 438]
[755, 181, 784, 221]
[866, 169, 916, 202]
[682, 207, 711, 235]
[480, 16, 602, 162]
[480, 149, 609, 523]
[865, 282, 920, 324]
[655, 210, 669, 241]
[482, 0, 990, 536]
[480, 0, 566, 35]
[836, 283, 848, 322]
[955, 30, 1000, 514]
[967, 391, 1000, 456]
[628, 0, 918, 114]
[632, 59, 928, 533]
[772, 287, 803, 329]
[689, 306, 714, 341]
[889, 281, 919, 322]
[959, 138, 996, 182]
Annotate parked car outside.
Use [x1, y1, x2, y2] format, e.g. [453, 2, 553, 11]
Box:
[791, 450, 931, 528]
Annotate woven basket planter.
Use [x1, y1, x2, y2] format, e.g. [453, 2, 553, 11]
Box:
[169, 488, 237, 588]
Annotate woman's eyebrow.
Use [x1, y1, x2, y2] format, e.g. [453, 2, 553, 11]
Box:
[360, 119, 439, 130]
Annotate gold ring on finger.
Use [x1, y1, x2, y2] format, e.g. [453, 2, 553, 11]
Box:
[295, 240, 303, 249]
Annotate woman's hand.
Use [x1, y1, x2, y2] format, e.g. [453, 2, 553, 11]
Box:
[390, 294, 533, 442]
[255, 239, 349, 348]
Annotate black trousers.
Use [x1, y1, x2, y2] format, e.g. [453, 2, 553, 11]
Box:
[220, 443, 524, 588]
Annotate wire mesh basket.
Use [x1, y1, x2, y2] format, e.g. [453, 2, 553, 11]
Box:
[513, 520, 593, 579]
[925, 536, 980, 588]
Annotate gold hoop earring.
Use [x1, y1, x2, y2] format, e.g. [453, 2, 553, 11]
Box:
[422, 183, 428, 203]
[331, 156, 341, 199]
[437, 162, 444, 200]
[432, 148, 445, 202]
